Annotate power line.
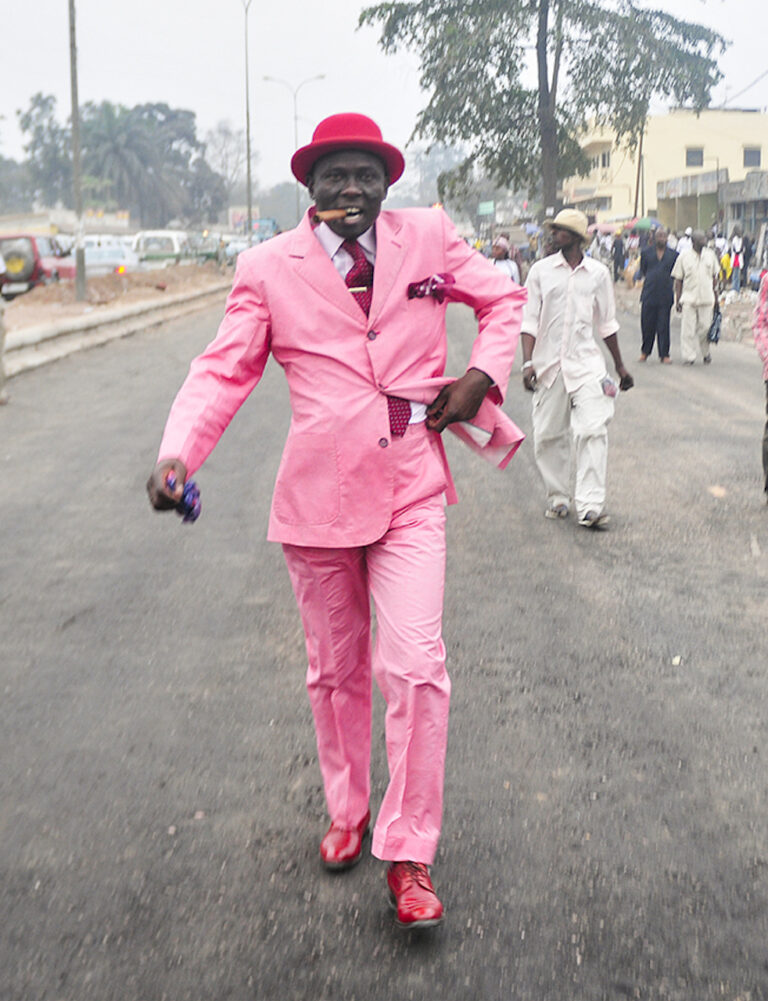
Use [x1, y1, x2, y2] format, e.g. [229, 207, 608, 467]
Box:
[721, 67, 768, 107]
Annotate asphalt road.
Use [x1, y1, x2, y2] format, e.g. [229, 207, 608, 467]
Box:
[1, 301, 767, 1001]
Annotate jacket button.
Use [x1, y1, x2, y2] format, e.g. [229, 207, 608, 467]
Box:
[378, 438, 389, 448]
[367, 330, 378, 340]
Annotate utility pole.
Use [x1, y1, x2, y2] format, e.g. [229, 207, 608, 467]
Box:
[68, 0, 86, 301]
[633, 125, 644, 220]
[263, 74, 325, 226]
[243, 0, 254, 247]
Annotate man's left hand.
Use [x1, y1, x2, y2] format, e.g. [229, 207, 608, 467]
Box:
[426, 368, 493, 432]
[617, 365, 634, 391]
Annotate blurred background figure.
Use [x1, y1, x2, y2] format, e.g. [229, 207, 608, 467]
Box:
[752, 273, 768, 502]
[491, 235, 520, 283]
[730, 226, 744, 292]
[638, 227, 677, 363]
[612, 230, 626, 282]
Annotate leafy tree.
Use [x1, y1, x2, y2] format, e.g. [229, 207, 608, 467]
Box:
[17, 93, 72, 207]
[185, 158, 228, 225]
[81, 101, 165, 222]
[18, 95, 230, 227]
[360, 0, 727, 212]
[204, 120, 248, 203]
[0, 156, 33, 213]
[81, 101, 227, 227]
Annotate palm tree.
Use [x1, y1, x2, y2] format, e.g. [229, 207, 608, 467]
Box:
[81, 102, 184, 226]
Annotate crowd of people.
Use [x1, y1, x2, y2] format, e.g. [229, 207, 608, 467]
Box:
[591, 223, 757, 295]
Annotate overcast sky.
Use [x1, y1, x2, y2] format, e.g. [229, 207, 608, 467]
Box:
[1, 0, 766, 195]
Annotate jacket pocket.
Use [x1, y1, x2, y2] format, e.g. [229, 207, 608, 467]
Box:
[273, 433, 340, 526]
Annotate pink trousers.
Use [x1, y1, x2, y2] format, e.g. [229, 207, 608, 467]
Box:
[282, 423, 450, 864]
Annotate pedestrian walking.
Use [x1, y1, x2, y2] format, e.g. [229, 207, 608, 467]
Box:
[742, 233, 753, 288]
[672, 229, 720, 365]
[638, 228, 677, 363]
[730, 226, 744, 292]
[676, 227, 693, 255]
[752, 272, 768, 502]
[611, 231, 625, 282]
[146, 113, 525, 930]
[520, 209, 634, 530]
[491, 235, 521, 283]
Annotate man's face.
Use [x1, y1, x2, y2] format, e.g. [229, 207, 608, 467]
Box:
[551, 225, 582, 252]
[308, 150, 389, 239]
[692, 231, 706, 252]
[655, 228, 668, 249]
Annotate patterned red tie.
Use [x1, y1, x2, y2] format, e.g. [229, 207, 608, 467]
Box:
[342, 239, 410, 438]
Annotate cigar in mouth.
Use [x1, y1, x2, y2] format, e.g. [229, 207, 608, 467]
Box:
[312, 208, 363, 223]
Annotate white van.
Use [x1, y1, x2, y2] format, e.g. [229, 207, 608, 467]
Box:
[132, 230, 191, 267]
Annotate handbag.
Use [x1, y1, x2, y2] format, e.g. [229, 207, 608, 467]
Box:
[707, 301, 722, 344]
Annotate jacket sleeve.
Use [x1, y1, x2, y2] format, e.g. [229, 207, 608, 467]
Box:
[753, 274, 768, 374]
[157, 252, 272, 474]
[439, 210, 526, 403]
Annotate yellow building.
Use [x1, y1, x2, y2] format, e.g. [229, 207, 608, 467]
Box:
[561, 108, 768, 229]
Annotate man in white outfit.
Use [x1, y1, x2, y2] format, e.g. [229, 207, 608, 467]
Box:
[671, 229, 719, 365]
[520, 209, 634, 529]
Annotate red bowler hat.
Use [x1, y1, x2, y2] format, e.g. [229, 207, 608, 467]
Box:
[291, 113, 405, 186]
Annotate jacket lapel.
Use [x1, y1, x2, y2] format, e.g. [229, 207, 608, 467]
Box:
[287, 216, 363, 322]
[370, 212, 407, 324]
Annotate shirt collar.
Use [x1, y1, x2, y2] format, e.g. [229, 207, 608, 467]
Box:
[553, 250, 587, 272]
[314, 221, 376, 261]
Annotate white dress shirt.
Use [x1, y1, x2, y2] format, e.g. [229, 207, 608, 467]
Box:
[314, 222, 426, 424]
[521, 251, 620, 392]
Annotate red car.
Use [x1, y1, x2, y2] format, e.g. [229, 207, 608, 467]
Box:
[0, 233, 77, 299]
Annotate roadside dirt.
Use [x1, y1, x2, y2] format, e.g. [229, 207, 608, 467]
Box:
[3, 261, 230, 332]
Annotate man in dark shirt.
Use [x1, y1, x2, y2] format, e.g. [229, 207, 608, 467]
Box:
[638, 227, 677, 363]
[611, 232, 625, 282]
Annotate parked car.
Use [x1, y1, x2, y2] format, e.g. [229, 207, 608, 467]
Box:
[224, 238, 249, 261]
[0, 233, 76, 299]
[84, 243, 141, 277]
[132, 230, 191, 267]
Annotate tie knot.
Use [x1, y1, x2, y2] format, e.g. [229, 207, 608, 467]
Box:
[342, 239, 367, 266]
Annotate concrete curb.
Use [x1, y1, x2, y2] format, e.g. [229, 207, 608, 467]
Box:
[4, 281, 230, 378]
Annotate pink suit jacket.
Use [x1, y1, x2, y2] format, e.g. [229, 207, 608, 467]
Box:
[158, 207, 526, 547]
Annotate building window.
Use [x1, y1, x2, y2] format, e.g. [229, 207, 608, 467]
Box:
[686, 148, 704, 167]
[601, 151, 611, 169]
[744, 147, 761, 168]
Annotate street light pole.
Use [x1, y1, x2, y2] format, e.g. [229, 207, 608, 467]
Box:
[68, 0, 86, 301]
[242, 0, 254, 247]
[263, 74, 325, 226]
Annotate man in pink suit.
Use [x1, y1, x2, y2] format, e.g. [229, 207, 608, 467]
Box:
[147, 113, 525, 929]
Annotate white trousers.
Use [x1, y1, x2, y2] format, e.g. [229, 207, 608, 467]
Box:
[680, 304, 711, 363]
[532, 372, 614, 518]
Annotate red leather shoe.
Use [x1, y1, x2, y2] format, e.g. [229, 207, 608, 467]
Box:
[387, 861, 444, 928]
[319, 810, 370, 870]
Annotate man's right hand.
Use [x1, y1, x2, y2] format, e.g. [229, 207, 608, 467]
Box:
[522, 366, 537, 392]
[146, 459, 187, 510]
[675, 301, 682, 313]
